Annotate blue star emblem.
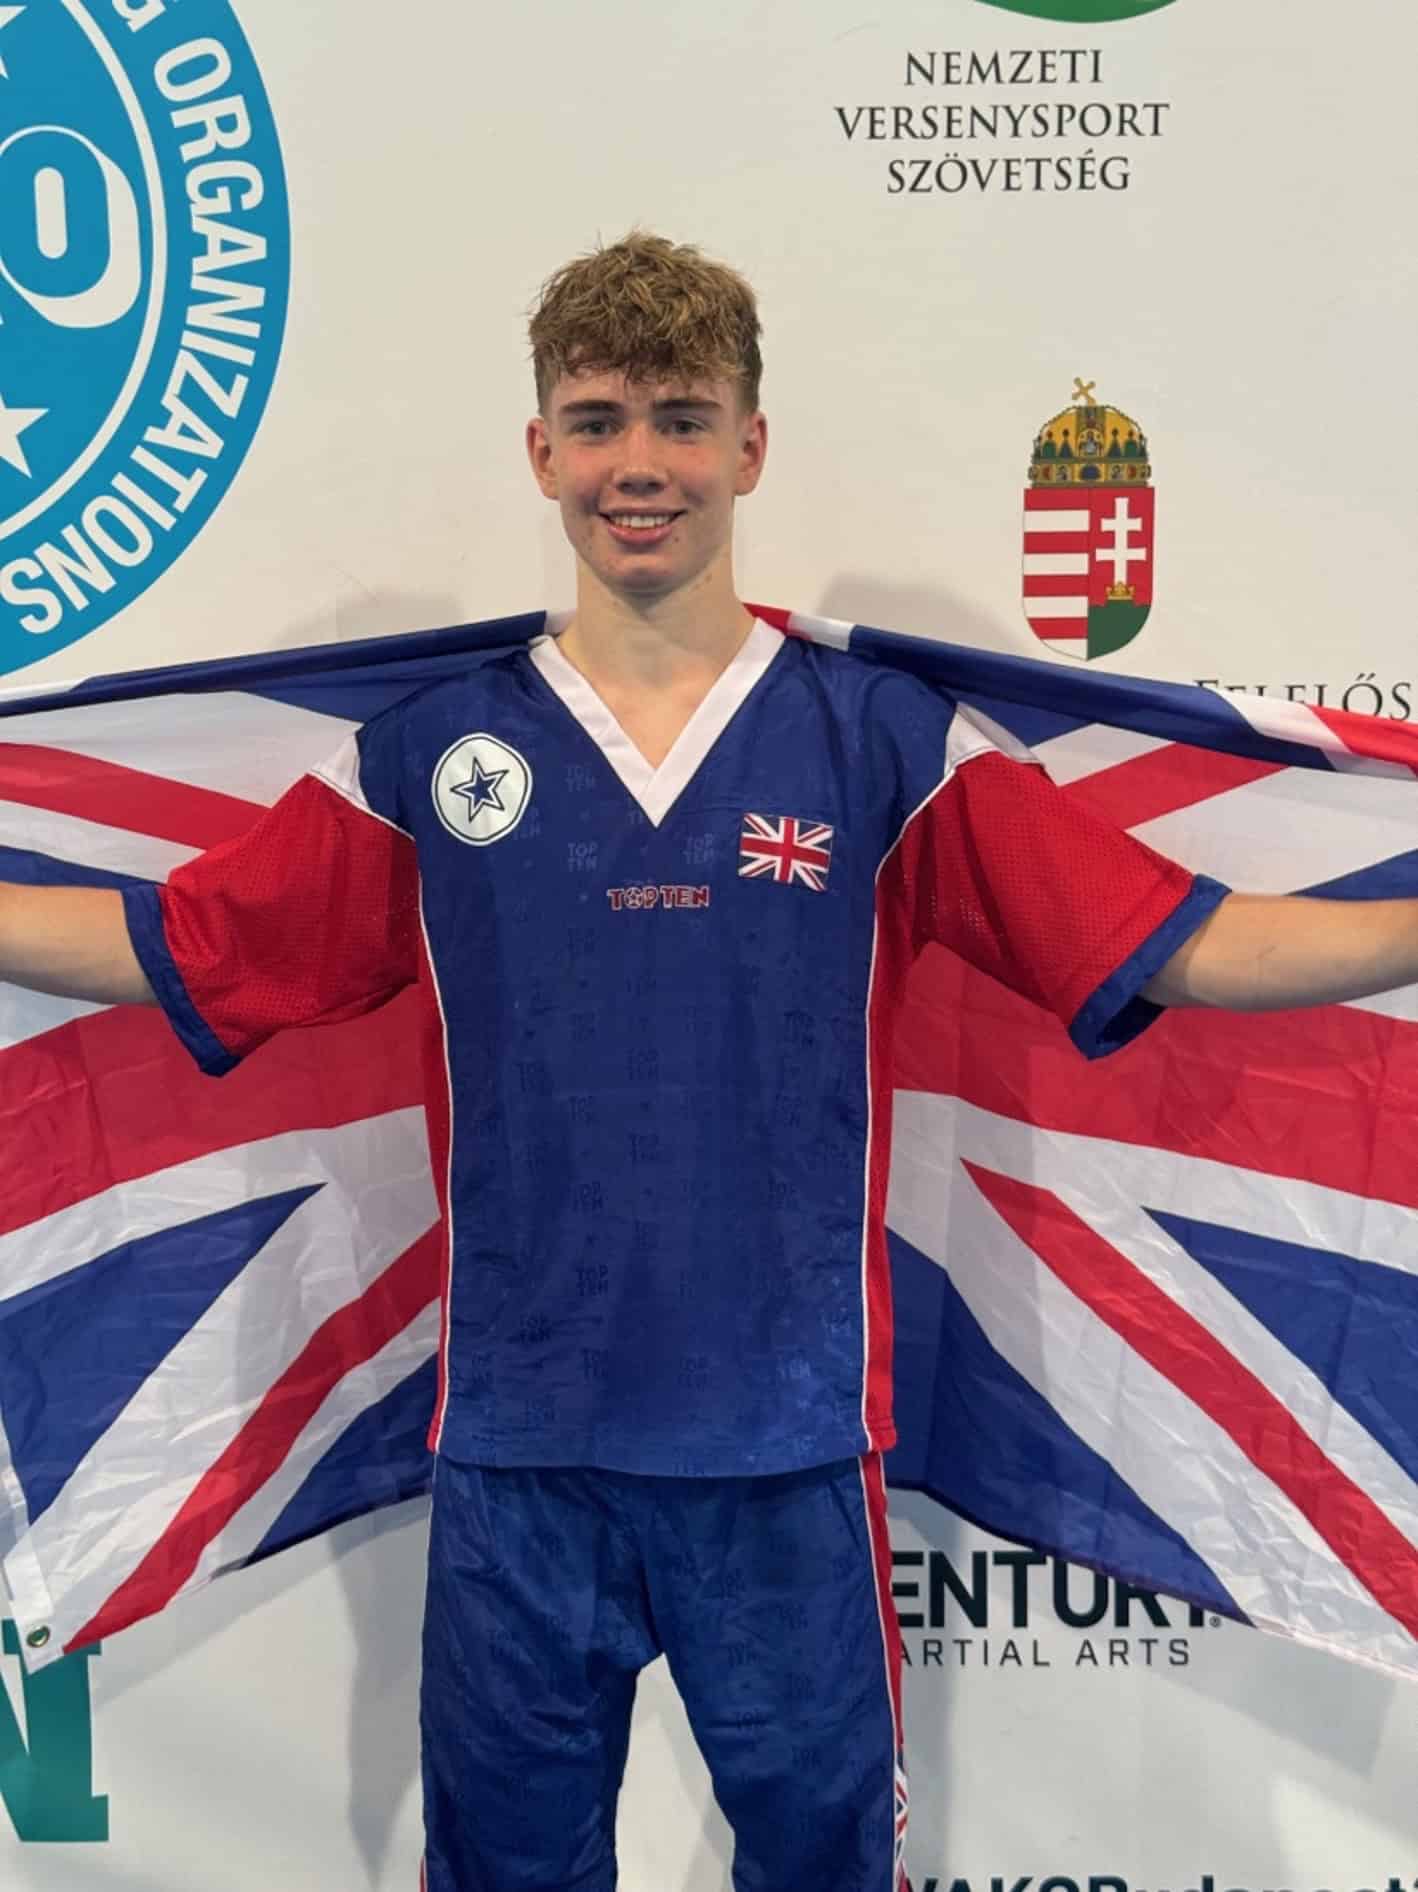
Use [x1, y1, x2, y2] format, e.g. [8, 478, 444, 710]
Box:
[450, 756, 509, 822]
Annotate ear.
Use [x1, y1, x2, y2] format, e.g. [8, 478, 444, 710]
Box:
[734, 410, 768, 497]
[526, 414, 559, 499]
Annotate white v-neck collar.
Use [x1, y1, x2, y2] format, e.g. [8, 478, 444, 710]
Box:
[529, 617, 784, 827]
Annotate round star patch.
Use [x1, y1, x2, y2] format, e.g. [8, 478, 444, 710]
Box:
[431, 734, 532, 846]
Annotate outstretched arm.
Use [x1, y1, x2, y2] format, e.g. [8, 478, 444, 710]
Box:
[0, 883, 155, 1007]
[1143, 893, 1418, 1011]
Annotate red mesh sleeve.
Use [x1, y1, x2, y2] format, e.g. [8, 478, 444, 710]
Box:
[893, 750, 1197, 1026]
[157, 774, 420, 1060]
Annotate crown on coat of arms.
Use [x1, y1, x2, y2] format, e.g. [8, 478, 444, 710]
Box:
[1029, 379, 1153, 531]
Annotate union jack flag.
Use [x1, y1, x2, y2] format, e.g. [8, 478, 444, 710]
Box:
[1, 606, 1418, 1683]
[0, 625, 468, 1666]
[738, 812, 834, 890]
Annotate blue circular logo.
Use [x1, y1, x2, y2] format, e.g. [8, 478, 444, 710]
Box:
[0, 0, 288, 675]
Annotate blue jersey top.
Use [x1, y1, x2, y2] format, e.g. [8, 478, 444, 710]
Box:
[126, 621, 1226, 1475]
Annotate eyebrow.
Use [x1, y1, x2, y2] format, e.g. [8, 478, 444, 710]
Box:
[556, 397, 724, 418]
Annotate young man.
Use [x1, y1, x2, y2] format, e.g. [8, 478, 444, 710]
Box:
[2, 232, 1418, 1892]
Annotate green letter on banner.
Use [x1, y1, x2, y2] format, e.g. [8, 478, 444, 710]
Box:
[0, 1623, 108, 1842]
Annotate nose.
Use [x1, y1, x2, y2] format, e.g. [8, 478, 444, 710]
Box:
[612, 419, 667, 491]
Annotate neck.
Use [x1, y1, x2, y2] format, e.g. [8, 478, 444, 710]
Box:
[557, 557, 753, 690]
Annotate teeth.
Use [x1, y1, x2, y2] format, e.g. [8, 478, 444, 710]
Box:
[609, 514, 673, 528]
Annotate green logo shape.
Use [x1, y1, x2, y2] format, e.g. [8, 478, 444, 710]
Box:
[0, 1623, 107, 1843]
[975, 0, 1177, 20]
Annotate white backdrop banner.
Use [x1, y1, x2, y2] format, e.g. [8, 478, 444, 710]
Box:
[0, 0, 1413, 1885]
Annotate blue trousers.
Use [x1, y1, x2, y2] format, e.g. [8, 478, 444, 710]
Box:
[419, 1455, 908, 1892]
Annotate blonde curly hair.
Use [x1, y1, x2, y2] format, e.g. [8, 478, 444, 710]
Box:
[529, 231, 762, 414]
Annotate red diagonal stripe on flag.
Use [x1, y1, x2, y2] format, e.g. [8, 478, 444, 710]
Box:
[65, 1221, 442, 1653]
[1310, 707, 1418, 776]
[1061, 744, 1284, 832]
[0, 990, 427, 1238]
[895, 954, 1418, 1216]
[0, 744, 264, 850]
[964, 1161, 1418, 1640]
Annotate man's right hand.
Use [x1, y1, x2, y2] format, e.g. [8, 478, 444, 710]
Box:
[0, 884, 155, 1006]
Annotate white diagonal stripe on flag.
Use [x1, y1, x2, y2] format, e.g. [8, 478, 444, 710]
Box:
[1217, 693, 1414, 779]
[1032, 725, 1171, 784]
[1130, 765, 1418, 894]
[0, 694, 358, 804]
[891, 1095, 1418, 1273]
[0, 1113, 431, 1299]
[0, 801, 197, 879]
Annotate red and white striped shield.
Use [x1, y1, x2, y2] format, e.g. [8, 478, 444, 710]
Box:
[1023, 486, 1156, 659]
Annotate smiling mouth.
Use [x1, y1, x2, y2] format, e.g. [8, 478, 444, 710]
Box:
[602, 511, 682, 532]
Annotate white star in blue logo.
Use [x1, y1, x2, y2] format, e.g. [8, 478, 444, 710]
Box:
[450, 756, 509, 822]
[433, 734, 532, 846]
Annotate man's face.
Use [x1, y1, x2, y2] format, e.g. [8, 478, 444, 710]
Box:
[526, 369, 767, 605]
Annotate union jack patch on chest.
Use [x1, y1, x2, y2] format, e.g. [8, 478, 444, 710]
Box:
[738, 813, 834, 891]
